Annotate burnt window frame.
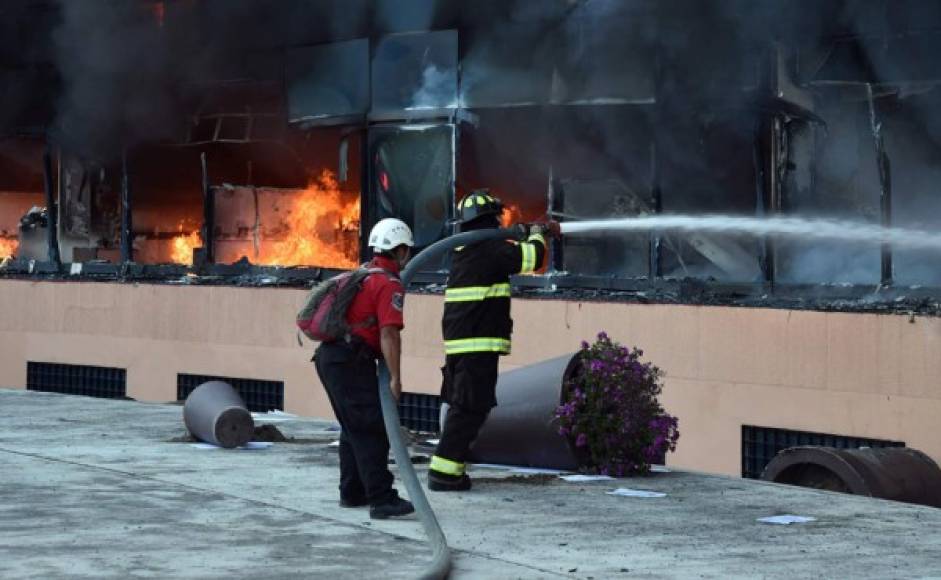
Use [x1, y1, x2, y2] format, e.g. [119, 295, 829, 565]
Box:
[2, 27, 941, 313]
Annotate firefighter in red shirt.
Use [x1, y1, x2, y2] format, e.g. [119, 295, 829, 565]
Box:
[313, 218, 415, 519]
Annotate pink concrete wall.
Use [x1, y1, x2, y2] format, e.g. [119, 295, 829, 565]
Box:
[1, 278, 939, 476]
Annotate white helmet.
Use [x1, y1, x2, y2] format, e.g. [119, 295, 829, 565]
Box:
[368, 218, 414, 251]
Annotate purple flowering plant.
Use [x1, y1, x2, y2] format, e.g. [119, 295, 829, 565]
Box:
[555, 331, 679, 476]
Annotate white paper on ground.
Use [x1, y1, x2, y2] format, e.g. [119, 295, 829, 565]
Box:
[251, 410, 298, 422]
[650, 465, 671, 473]
[190, 441, 273, 450]
[327, 441, 340, 447]
[470, 463, 569, 475]
[757, 515, 816, 525]
[606, 487, 666, 498]
[560, 474, 615, 482]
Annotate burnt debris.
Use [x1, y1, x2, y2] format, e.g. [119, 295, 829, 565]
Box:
[1, 1, 941, 312]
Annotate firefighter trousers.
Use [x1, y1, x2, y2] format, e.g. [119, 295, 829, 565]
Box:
[314, 341, 396, 506]
[432, 352, 499, 474]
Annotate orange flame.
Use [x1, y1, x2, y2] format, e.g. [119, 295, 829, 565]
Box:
[151, 1, 166, 28]
[0, 238, 18, 258]
[171, 229, 201, 265]
[501, 203, 524, 228]
[257, 170, 360, 268]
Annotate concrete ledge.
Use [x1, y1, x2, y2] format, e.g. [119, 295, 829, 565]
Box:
[1, 389, 940, 579]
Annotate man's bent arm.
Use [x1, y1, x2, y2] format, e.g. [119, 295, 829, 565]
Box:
[380, 325, 403, 400]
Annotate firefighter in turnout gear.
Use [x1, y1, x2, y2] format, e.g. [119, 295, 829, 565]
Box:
[428, 190, 561, 491]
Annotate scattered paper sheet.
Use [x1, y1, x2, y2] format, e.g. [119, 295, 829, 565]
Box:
[650, 465, 671, 473]
[606, 488, 666, 498]
[251, 410, 298, 422]
[190, 441, 273, 450]
[560, 474, 615, 482]
[327, 441, 340, 447]
[757, 515, 816, 525]
[470, 463, 569, 475]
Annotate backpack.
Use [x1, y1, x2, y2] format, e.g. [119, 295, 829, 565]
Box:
[296, 267, 394, 342]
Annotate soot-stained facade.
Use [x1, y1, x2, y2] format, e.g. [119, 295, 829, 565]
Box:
[1, 0, 941, 314]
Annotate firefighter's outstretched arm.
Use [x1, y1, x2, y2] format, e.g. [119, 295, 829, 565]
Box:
[501, 221, 561, 275]
[380, 325, 403, 400]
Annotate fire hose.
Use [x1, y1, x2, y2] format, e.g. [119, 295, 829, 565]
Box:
[376, 226, 521, 580]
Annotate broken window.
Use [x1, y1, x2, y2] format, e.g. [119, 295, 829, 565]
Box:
[0, 139, 45, 261]
[211, 127, 362, 269]
[459, 24, 555, 108]
[882, 90, 941, 286]
[129, 146, 203, 265]
[458, 108, 550, 230]
[657, 114, 763, 282]
[367, 124, 453, 260]
[776, 94, 882, 285]
[371, 30, 458, 119]
[285, 38, 369, 125]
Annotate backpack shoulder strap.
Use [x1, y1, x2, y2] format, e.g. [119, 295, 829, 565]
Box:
[363, 266, 400, 283]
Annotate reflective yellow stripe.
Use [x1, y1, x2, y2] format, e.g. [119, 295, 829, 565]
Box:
[462, 197, 475, 209]
[520, 242, 536, 273]
[444, 337, 512, 355]
[444, 283, 512, 303]
[430, 455, 465, 476]
[476, 196, 487, 205]
[527, 232, 546, 247]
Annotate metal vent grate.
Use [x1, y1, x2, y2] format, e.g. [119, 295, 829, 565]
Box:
[398, 392, 441, 434]
[742, 425, 905, 479]
[26, 362, 127, 399]
[177, 374, 284, 413]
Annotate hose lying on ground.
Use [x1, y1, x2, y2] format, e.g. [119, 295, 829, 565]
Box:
[377, 227, 520, 580]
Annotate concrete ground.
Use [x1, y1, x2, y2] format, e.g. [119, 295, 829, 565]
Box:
[1, 389, 940, 580]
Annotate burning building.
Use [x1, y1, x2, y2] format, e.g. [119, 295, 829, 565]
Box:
[1, 0, 941, 479]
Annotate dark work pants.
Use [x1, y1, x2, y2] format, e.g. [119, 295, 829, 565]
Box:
[433, 353, 499, 468]
[314, 341, 395, 506]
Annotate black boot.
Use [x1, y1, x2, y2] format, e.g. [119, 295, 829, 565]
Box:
[428, 470, 472, 492]
[339, 496, 368, 508]
[369, 492, 415, 520]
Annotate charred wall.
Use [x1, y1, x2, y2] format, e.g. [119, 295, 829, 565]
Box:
[2, 1, 941, 313]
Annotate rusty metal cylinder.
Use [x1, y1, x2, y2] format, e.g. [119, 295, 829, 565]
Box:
[761, 446, 941, 508]
[183, 381, 254, 449]
[441, 353, 582, 470]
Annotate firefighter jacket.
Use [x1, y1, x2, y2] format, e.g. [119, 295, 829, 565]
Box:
[441, 231, 547, 356]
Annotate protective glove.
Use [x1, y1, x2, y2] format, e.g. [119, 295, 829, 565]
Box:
[527, 221, 562, 239]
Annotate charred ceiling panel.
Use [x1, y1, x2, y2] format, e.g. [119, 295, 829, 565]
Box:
[285, 39, 369, 125]
[371, 30, 458, 119]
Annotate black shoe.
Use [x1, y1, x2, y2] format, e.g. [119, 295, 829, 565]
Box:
[428, 470, 472, 492]
[339, 496, 369, 508]
[369, 495, 415, 520]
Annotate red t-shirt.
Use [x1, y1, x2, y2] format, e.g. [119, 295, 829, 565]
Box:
[346, 255, 405, 354]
